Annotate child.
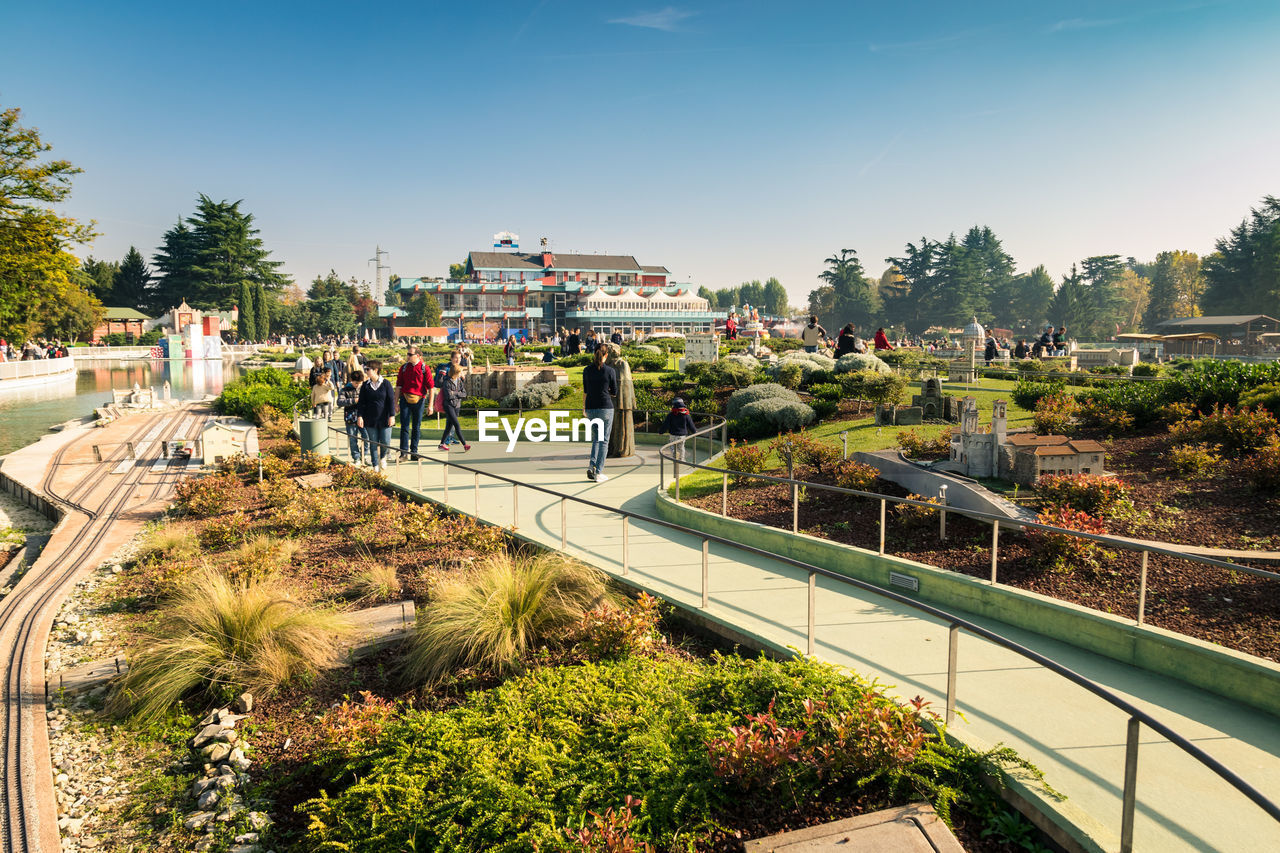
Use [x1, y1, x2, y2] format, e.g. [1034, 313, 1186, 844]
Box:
[310, 370, 335, 421]
[664, 397, 697, 461]
[337, 369, 364, 464]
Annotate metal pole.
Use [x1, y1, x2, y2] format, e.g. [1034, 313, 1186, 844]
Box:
[990, 521, 1000, 584]
[721, 421, 727, 455]
[1137, 551, 1149, 625]
[721, 472, 728, 516]
[443, 461, 448, 502]
[1121, 716, 1140, 853]
[701, 538, 709, 608]
[622, 515, 629, 575]
[939, 485, 948, 541]
[946, 623, 959, 725]
[560, 497, 567, 549]
[416, 457, 422, 490]
[787, 446, 797, 533]
[474, 472, 480, 516]
[879, 499, 886, 555]
[806, 571, 816, 656]
[512, 483, 519, 528]
[841, 431, 848, 460]
[674, 455, 681, 502]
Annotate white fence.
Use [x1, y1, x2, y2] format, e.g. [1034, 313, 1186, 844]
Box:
[0, 355, 76, 382]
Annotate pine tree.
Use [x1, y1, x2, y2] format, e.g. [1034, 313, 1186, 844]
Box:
[1202, 197, 1280, 316]
[149, 220, 200, 313]
[254, 283, 270, 341]
[1143, 250, 1203, 330]
[237, 281, 254, 341]
[114, 247, 153, 310]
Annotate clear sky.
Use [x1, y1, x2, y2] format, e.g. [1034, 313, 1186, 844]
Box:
[4, 1, 1279, 306]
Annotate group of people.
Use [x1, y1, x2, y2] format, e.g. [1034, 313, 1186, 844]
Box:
[0, 338, 68, 361]
[798, 317, 896, 355]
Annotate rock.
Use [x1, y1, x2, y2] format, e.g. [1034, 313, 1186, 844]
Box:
[216, 728, 238, 744]
[64, 817, 83, 836]
[55, 773, 69, 785]
[191, 723, 225, 748]
[197, 788, 221, 810]
[234, 832, 260, 844]
[88, 630, 102, 643]
[111, 564, 123, 574]
[247, 811, 273, 830]
[229, 845, 261, 853]
[206, 743, 232, 763]
[227, 748, 251, 772]
[183, 811, 214, 830]
[216, 709, 245, 725]
[191, 778, 216, 797]
[233, 692, 254, 714]
[79, 837, 100, 849]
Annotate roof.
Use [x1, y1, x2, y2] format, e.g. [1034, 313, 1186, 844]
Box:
[102, 307, 150, 320]
[640, 265, 670, 274]
[1157, 315, 1279, 328]
[377, 306, 408, 318]
[1068, 440, 1106, 453]
[468, 251, 643, 272]
[1034, 446, 1077, 456]
[1006, 433, 1071, 447]
[389, 325, 448, 337]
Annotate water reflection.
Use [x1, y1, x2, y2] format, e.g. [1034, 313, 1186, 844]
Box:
[0, 358, 246, 456]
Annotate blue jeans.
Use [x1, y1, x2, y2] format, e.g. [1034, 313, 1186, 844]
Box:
[344, 421, 362, 462]
[804, 345, 817, 353]
[399, 396, 425, 455]
[363, 425, 391, 466]
[585, 407, 614, 474]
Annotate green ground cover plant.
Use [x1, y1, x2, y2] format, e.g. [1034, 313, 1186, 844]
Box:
[215, 367, 310, 421]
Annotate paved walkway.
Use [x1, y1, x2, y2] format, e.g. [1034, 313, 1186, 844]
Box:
[326, 419, 1280, 853]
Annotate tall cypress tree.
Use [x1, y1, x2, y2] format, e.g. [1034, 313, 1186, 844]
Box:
[254, 283, 270, 341]
[237, 281, 254, 341]
[114, 247, 152, 311]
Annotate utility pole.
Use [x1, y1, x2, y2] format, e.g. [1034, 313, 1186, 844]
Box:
[369, 245, 390, 304]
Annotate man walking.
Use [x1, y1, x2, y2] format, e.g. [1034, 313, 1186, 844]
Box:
[396, 346, 432, 461]
[504, 335, 517, 365]
[356, 359, 396, 472]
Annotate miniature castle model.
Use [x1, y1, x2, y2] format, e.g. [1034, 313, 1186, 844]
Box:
[946, 397, 1107, 485]
[911, 378, 963, 422]
[464, 363, 569, 400]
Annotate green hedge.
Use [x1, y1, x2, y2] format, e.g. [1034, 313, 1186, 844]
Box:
[213, 367, 309, 421]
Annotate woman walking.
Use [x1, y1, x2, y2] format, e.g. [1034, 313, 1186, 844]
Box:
[356, 360, 396, 472]
[337, 369, 364, 464]
[438, 352, 470, 452]
[582, 344, 619, 482]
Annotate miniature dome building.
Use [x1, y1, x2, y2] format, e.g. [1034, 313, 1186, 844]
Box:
[962, 317, 986, 350]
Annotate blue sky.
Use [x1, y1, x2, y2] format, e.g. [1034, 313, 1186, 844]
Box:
[4, 1, 1279, 305]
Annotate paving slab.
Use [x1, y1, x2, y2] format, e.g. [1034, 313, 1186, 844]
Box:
[744, 803, 963, 853]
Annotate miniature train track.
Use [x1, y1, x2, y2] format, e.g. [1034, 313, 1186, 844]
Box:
[0, 410, 191, 852]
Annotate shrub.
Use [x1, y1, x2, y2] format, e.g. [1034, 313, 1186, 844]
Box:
[347, 563, 402, 602]
[896, 429, 951, 459]
[107, 569, 351, 720]
[258, 476, 300, 508]
[1032, 392, 1077, 435]
[737, 398, 816, 432]
[833, 460, 879, 492]
[199, 510, 250, 550]
[500, 381, 562, 410]
[1011, 378, 1066, 411]
[807, 382, 843, 402]
[1024, 507, 1107, 573]
[726, 383, 801, 420]
[723, 353, 760, 371]
[895, 494, 941, 527]
[1239, 383, 1280, 416]
[1164, 359, 1280, 412]
[1075, 397, 1135, 435]
[774, 431, 842, 475]
[301, 450, 332, 473]
[138, 524, 200, 565]
[721, 439, 768, 483]
[620, 348, 668, 372]
[1076, 381, 1165, 428]
[1169, 404, 1280, 454]
[215, 367, 309, 421]
[224, 535, 301, 584]
[770, 352, 836, 384]
[254, 404, 294, 437]
[810, 399, 839, 422]
[174, 472, 239, 518]
[840, 370, 908, 406]
[1131, 362, 1161, 377]
[1247, 436, 1280, 491]
[1035, 474, 1129, 517]
[572, 592, 663, 661]
[1169, 443, 1223, 478]
[687, 360, 755, 389]
[329, 463, 386, 489]
[833, 352, 892, 375]
[320, 691, 397, 753]
[775, 362, 804, 390]
[402, 552, 611, 686]
[258, 452, 292, 480]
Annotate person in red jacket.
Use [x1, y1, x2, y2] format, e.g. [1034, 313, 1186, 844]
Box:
[873, 327, 894, 351]
[396, 346, 433, 461]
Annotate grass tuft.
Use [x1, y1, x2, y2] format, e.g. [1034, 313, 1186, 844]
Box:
[403, 552, 611, 686]
[347, 563, 401, 603]
[137, 523, 200, 564]
[107, 568, 352, 720]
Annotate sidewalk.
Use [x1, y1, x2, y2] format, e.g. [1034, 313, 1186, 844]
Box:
[330, 419, 1280, 852]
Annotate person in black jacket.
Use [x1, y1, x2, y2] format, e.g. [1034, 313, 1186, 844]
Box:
[581, 345, 618, 482]
[664, 397, 697, 460]
[437, 353, 470, 452]
[984, 335, 998, 366]
[355, 359, 396, 471]
[1014, 339, 1029, 359]
[834, 324, 858, 357]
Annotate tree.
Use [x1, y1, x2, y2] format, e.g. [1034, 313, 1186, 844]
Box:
[308, 269, 358, 302]
[1114, 269, 1150, 333]
[46, 271, 104, 341]
[80, 256, 119, 302]
[697, 285, 714, 302]
[254, 283, 271, 340]
[885, 226, 1012, 331]
[762, 277, 788, 316]
[1047, 265, 1093, 336]
[0, 104, 98, 341]
[407, 292, 442, 326]
[1003, 266, 1054, 334]
[306, 296, 358, 338]
[1143, 250, 1203, 329]
[150, 194, 289, 312]
[114, 247, 152, 310]
[1079, 254, 1125, 338]
[237, 282, 254, 341]
[448, 261, 468, 281]
[738, 280, 765, 309]
[814, 248, 878, 331]
[384, 274, 402, 307]
[1201, 196, 1280, 316]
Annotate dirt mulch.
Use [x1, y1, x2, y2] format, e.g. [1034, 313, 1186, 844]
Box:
[687, 460, 1280, 664]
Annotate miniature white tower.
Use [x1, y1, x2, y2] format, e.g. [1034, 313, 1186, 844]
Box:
[991, 399, 1007, 475]
[961, 396, 979, 436]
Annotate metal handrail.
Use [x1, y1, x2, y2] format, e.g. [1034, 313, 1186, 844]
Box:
[653, 419, 1280, 851]
[317, 414, 1280, 851]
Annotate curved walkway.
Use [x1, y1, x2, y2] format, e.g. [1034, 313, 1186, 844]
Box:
[329, 423, 1280, 853]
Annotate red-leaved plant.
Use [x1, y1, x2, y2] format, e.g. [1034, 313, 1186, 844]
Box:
[563, 795, 654, 853]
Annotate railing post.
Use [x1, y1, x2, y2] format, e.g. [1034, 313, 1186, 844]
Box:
[841, 430, 848, 460]
[416, 457, 422, 490]
[806, 571, 816, 656]
[1137, 550, 1149, 625]
[990, 520, 1000, 584]
[674, 455, 681, 502]
[1121, 716, 1140, 853]
[443, 461, 449, 502]
[701, 538, 709, 608]
[721, 472, 728, 516]
[622, 515, 629, 575]
[787, 445, 797, 534]
[512, 483, 519, 528]
[879, 498, 886, 555]
[560, 497, 567, 549]
[946, 623, 959, 725]
[474, 471, 480, 516]
[938, 485, 948, 542]
[721, 421, 727, 455]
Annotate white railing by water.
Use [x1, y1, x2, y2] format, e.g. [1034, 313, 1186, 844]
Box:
[0, 356, 76, 382]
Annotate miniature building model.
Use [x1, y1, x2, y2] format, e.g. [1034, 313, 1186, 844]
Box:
[947, 397, 1107, 484]
[201, 419, 259, 465]
[912, 378, 963, 421]
[463, 364, 569, 400]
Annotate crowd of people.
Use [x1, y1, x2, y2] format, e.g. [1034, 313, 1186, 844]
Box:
[0, 338, 70, 361]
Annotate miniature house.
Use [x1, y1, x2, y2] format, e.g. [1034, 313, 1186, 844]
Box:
[463, 364, 569, 401]
[201, 418, 259, 465]
[946, 397, 1107, 485]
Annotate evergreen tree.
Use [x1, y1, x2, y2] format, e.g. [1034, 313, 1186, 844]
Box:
[149, 219, 200, 313]
[308, 269, 359, 302]
[80, 256, 119, 303]
[114, 247, 152, 310]
[1003, 266, 1054, 333]
[237, 281, 254, 341]
[814, 248, 878, 330]
[1047, 265, 1093, 336]
[762, 277, 788, 316]
[1079, 254, 1126, 338]
[1202, 196, 1280, 316]
[1143, 250, 1203, 330]
[254, 283, 270, 340]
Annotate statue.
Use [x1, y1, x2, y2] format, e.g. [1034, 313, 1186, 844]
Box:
[605, 344, 635, 458]
[750, 306, 759, 322]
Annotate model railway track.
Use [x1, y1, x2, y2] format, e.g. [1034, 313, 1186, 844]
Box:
[0, 410, 191, 852]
